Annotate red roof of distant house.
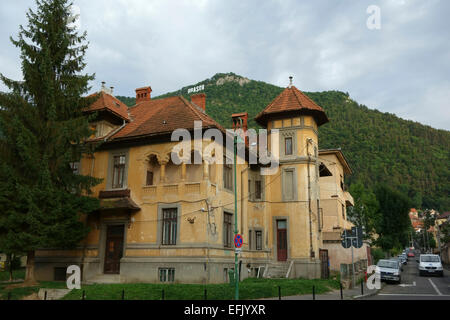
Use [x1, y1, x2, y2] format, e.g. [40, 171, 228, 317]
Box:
[437, 212, 450, 220]
[85, 91, 130, 121]
[412, 221, 423, 229]
[110, 96, 224, 141]
[255, 86, 329, 127]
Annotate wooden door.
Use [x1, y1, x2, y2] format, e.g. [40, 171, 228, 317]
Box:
[319, 249, 329, 279]
[277, 220, 287, 261]
[104, 225, 124, 274]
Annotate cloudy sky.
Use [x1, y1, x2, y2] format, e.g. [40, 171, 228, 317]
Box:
[0, 0, 449, 130]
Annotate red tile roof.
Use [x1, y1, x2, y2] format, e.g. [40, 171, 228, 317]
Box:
[438, 212, 450, 220]
[85, 91, 130, 121]
[255, 86, 328, 127]
[110, 96, 224, 141]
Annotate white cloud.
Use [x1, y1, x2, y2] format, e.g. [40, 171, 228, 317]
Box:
[0, 0, 448, 130]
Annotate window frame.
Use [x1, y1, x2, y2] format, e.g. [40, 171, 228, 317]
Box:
[146, 170, 154, 186]
[159, 268, 175, 282]
[223, 211, 233, 248]
[255, 230, 263, 250]
[162, 208, 178, 245]
[107, 149, 130, 190]
[255, 180, 262, 200]
[282, 168, 297, 201]
[223, 158, 233, 191]
[285, 137, 293, 155]
[112, 155, 126, 189]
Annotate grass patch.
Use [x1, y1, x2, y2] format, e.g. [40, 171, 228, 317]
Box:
[0, 269, 26, 282]
[62, 277, 341, 300]
[0, 281, 68, 300]
[0, 284, 39, 300]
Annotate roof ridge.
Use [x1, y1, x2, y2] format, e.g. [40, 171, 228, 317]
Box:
[179, 96, 222, 129]
[292, 86, 322, 110]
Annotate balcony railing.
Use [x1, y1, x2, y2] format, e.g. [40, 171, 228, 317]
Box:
[141, 181, 207, 201]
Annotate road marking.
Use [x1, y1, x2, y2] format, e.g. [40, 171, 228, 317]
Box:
[398, 281, 416, 287]
[428, 278, 443, 296]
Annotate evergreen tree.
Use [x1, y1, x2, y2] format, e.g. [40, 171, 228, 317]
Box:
[0, 0, 101, 283]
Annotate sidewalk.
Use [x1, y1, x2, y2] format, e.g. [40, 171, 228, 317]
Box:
[261, 282, 384, 300]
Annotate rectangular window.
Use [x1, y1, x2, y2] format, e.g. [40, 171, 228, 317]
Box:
[256, 231, 262, 250]
[342, 204, 345, 220]
[159, 268, 175, 282]
[284, 170, 294, 200]
[249, 230, 252, 250]
[255, 180, 262, 200]
[285, 137, 293, 155]
[112, 155, 126, 189]
[223, 159, 233, 191]
[248, 180, 252, 200]
[146, 171, 154, 186]
[54, 267, 67, 281]
[223, 212, 233, 248]
[162, 208, 177, 245]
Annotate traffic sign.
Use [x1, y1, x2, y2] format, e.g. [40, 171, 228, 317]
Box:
[341, 227, 363, 248]
[234, 234, 243, 248]
[341, 229, 351, 248]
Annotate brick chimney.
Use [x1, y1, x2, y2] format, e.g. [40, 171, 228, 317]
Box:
[232, 112, 249, 145]
[135, 86, 152, 104]
[232, 112, 248, 132]
[191, 93, 206, 112]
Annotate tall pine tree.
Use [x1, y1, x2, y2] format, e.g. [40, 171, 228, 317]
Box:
[0, 0, 101, 283]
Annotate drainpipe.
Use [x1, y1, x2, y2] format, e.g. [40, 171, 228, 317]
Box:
[241, 165, 250, 235]
[307, 139, 314, 258]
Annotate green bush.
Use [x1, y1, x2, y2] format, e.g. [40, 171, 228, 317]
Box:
[371, 248, 385, 264]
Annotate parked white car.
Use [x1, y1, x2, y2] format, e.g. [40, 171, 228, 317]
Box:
[418, 254, 444, 277]
[376, 259, 402, 283]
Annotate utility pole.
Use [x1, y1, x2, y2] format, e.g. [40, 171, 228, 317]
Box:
[234, 134, 239, 300]
[437, 225, 442, 258]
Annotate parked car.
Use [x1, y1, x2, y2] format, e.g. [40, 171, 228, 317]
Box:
[376, 259, 402, 283]
[390, 257, 404, 271]
[398, 254, 407, 265]
[417, 254, 444, 277]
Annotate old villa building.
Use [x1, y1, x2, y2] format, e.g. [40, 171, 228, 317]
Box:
[34, 80, 365, 284]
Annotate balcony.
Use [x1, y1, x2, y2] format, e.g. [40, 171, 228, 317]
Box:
[98, 189, 140, 212]
[344, 191, 354, 207]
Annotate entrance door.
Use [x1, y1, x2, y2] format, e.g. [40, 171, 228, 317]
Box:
[104, 225, 125, 274]
[319, 249, 329, 279]
[277, 220, 287, 261]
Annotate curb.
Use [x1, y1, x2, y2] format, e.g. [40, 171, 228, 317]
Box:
[352, 282, 386, 299]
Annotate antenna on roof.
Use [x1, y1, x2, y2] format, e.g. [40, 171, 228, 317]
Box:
[289, 76, 293, 88]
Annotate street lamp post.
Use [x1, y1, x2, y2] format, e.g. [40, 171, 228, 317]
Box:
[234, 135, 239, 300]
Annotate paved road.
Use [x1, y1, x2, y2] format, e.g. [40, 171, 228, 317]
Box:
[363, 255, 450, 300]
